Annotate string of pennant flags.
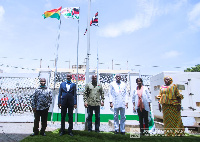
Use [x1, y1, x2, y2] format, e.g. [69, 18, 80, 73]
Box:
[0, 63, 185, 72]
[0, 56, 188, 71]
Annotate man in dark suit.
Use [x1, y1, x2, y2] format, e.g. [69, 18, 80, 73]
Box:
[58, 74, 77, 136]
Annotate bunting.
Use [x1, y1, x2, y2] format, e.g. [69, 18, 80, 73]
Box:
[84, 28, 87, 35]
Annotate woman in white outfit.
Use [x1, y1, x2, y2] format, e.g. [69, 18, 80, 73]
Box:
[132, 78, 151, 135]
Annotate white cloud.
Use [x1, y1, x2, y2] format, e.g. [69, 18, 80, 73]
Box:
[99, 14, 151, 38]
[188, 2, 200, 30]
[0, 6, 5, 22]
[99, 0, 187, 38]
[99, 0, 157, 38]
[162, 51, 182, 59]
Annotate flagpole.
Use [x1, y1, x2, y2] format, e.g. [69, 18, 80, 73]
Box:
[97, 42, 99, 82]
[51, 19, 61, 124]
[96, 12, 99, 82]
[75, 15, 80, 124]
[85, 0, 91, 131]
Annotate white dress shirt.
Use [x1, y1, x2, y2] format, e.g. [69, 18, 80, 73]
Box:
[109, 81, 128, 108]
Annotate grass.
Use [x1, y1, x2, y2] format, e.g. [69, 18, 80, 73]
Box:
[21, 129, 200, 142]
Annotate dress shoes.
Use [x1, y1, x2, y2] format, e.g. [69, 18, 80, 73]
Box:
[114, 131, 118, 134]
[95, 130, 100, 133]
[121, 132, 125, 135]
[30, 133, 38, 136]
[68, 132, 74, 136]
[60, 132, 65, 136]
[40, 133, 46, 136]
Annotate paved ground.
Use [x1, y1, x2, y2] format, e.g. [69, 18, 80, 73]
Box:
[0, 122, 58, 142]
[0, 115, 199, 142]
[0, 120, 114, 142]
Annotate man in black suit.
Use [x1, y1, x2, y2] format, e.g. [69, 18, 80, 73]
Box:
[58, 74, 77, 136]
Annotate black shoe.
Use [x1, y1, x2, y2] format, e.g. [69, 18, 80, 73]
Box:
[60, 132, 65, 136]
[121, 132, 125, 135]
[95, 130, 100, 133]
[68, 132, 74, 136]
[88, 130, 92, 132]
[40, 133, 46, 136]
[114, 131, 118, 134]
[30, 133, 38, 136]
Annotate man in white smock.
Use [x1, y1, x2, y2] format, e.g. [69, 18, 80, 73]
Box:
[109, 74, 128, 135]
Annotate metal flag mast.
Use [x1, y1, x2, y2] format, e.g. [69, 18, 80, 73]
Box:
[96, 11, 99, 82]
[51, 19, 61, 124]
[85, 0, 91, 130]
[97, 42, 99, 82]
[75, 8, 80, 124]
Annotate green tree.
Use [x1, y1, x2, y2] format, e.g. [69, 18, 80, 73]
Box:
[184, 64, 200, 72]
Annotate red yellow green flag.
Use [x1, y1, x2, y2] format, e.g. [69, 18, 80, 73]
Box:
[43, 6, 62, 20]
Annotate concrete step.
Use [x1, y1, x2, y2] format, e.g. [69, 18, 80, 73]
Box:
[108, 120, 139, 132]
[154, 121, 164, 129]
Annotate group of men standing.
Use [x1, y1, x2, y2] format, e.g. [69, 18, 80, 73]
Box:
[31, 74, 128, 136]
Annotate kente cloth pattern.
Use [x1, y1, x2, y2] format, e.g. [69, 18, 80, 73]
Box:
[157, 84, 183, 105]
[162, 104, 184, 136]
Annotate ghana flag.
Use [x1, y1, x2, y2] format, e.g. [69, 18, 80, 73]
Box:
[43, 6, 62, 20]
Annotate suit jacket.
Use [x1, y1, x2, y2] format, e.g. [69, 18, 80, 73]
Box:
[58, 81, 77, 107]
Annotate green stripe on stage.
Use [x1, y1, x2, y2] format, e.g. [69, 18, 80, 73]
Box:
[48, 112, 139, 122]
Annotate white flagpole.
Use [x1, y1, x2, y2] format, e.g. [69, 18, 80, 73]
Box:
[85, 0, 91, 131]
[51, 19, 61, 124]
[75, 12, 80, 124]
[96, 11, 99, 82]
[97, 43, 99, 82]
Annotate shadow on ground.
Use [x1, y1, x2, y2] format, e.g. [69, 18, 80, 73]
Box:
[0, 133, 30, 142]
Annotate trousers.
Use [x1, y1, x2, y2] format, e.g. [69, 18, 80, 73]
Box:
[33, 109, 48, 134]
[60, 106, 74, 133]
[137, 108, 149, 134]
[114, 107, 126, 132]
[88, 106, 100, 131]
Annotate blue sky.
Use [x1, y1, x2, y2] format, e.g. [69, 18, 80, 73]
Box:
[0, 0, 200, 75]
